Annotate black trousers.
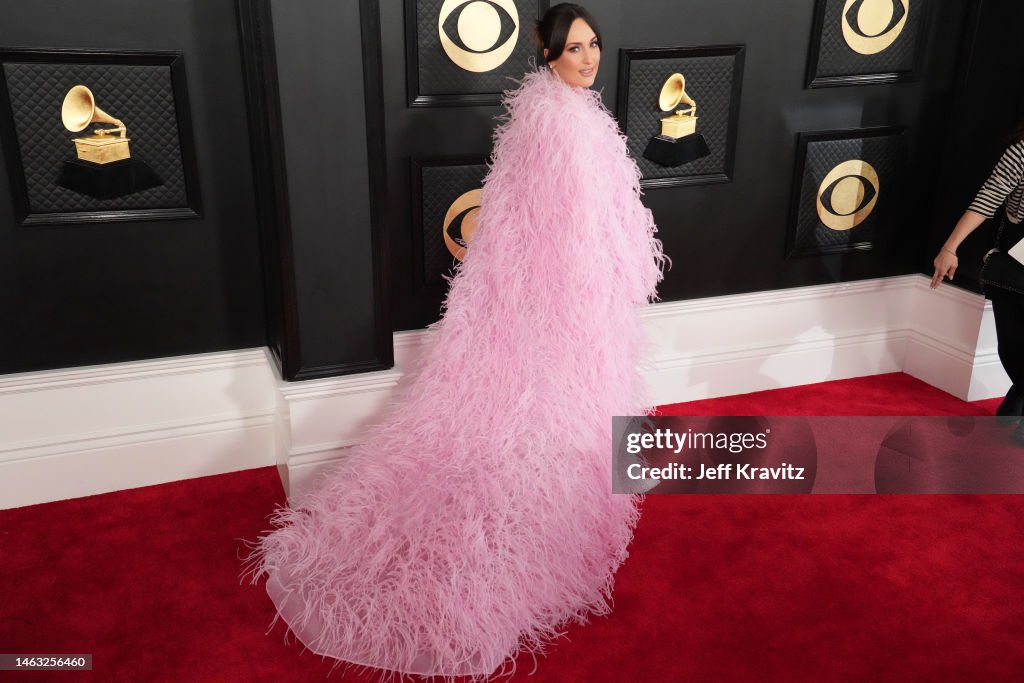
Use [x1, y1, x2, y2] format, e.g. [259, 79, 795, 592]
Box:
[991, 290, 1024, 388]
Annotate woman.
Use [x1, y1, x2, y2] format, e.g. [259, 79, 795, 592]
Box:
[246, 4, 669, 678]
[932, 123, 1024, 433]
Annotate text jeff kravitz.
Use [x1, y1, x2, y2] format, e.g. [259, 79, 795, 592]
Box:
[626, 462, 806, 481]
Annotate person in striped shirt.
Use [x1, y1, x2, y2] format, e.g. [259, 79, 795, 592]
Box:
[932, 126, 1024, 431]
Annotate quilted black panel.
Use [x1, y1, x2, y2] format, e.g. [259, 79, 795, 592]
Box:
[622, 51, 741, 183]
[791, 131, 906, 255]
[420, 162, 488, 284]
[414, 0, 545, 97]
[813, 0, 926, 79]
[3, 61, 188, 213]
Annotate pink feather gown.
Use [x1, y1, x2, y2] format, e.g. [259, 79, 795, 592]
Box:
[246, 67, 669, 679]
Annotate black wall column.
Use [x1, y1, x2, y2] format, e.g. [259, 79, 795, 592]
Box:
[241, 0, 392, 381]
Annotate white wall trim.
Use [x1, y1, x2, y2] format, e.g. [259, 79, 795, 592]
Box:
[0, 348, 271, 394]
[1, 412, 274, 461]
[0, 348, 278, 510]
[0, 275, 1007, 509]
[275, 275, 1006, 498]
[901, 275, 1001, 401]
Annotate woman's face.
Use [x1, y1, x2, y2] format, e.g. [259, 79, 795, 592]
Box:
[545, 18, 600, 88]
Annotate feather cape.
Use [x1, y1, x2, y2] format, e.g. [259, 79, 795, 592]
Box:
[246, 67, 670, 680]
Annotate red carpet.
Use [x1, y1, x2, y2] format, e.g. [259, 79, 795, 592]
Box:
[659, 372, 1004, 416]
[2, 373, 1022, 681]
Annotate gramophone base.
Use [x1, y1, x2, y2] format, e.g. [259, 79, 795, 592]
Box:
[643, 133, 710, 168]
[56, 158, 163, 200]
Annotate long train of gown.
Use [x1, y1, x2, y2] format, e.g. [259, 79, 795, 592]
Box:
[245, 67, 669, 679]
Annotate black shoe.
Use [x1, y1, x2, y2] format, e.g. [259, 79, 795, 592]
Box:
[997, 385, 1024, 426]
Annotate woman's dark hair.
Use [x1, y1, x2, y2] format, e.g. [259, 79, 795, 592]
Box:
[535, 3, 602, 62]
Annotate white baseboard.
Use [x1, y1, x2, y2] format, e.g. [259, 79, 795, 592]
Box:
[0, 275, 1007, 509]
[902, 277, 1009, 401]
[641, 276, 916, 405]
[0, 349, 278, 510]
[276, 275, 1007, 499]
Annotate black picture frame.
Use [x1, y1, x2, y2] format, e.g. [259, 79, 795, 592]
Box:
[616, 45, 745, 190]
[404, 0, 549, 107]
[805, 0, 931, 88]
[0, 48, 202, 226]
[410, 156, 489, 287]
[785, 126, 908, 259]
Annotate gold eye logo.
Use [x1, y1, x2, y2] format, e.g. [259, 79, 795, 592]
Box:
[438, 0, 520, 72]
[442, 188, 482, 260]
[842, 0, 909, 55]
[816, 159, 879, 231]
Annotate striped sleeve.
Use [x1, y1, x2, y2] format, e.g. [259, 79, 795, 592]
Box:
[969, 140, 1024, 217]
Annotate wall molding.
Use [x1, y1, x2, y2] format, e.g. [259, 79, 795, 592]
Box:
[0, 349, 270, 394]
[0, 275, 1006, 509]
[0, 349, 278, 510]
[903, 274, 1000, 401]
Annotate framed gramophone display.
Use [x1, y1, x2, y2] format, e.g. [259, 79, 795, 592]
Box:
[0, 49, 201, 226]
[641, 72, 711, 169]
[616, 45, 745, 189]
[405, 0, 549, 107]
[806, 0, 931, 88]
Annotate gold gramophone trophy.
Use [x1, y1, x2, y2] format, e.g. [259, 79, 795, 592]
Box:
[659, 73, 698, 138]
[642, 72, 710, 167]
[61, 85, 131, 164]
[55, 84, 162, 199]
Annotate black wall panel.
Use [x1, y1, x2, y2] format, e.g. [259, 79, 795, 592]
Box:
[610, 0, 966, 299]
[381, 0, 980, 331]
[260, 0, 391, 380]
[2, 0, 1015, 382]
[0, 1, 266, 374]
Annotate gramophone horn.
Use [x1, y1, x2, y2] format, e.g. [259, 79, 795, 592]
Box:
[658, 73, 696, 112]
[61, 85, 124, 133]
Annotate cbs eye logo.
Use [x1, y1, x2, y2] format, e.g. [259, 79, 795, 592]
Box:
[841, 0, 909, 55]
[816, 159, 879, 231]
[442, 188, 482, 260]
[438, 0, 520, 72]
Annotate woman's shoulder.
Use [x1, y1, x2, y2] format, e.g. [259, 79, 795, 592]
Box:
[505, 68, 602, 110]
[994, 138, 1024, 172]
[497, 69, 612, 144]
[1007, 138, 1024, 156]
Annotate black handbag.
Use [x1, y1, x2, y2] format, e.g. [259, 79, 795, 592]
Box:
[978, 213, 1024, 296]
